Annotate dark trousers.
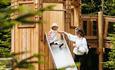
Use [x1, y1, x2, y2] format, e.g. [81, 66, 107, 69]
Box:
[74, 54, 88, 70]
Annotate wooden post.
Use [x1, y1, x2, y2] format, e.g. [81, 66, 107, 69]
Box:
[98, 11, 104, 70]
[74, 8, 80, 27]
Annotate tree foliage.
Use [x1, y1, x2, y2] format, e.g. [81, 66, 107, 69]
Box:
[82, 0, 101, 14]
[0, 0, 11, 57]
[0, 52, 45, 70]
[104, 33, 115, 69]
[104, 0, 115, 15]
[104, 23, 115, 69]
[81, 0, 115, 16]
[11, 52, 45, 70]
[0, 29, 11, 57]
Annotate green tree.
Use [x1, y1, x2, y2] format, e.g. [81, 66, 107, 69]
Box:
[104, 33, 115, 70]
[82, 0, 101, 14]
[81, 0, 115, 16]
[104, 0, 115, 15]
[0, 0, 11, 57]
[0, 29, 11, 57]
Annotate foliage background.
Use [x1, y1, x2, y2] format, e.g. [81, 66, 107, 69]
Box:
[82, 0, 115, 16]
[0, 0, 11, 57]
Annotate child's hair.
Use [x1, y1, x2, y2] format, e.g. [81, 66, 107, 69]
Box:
[75, 27, 85, 37]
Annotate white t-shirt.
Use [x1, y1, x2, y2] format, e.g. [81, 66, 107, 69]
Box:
[48, 30, 62, 44]
[64, 32, 89, 55]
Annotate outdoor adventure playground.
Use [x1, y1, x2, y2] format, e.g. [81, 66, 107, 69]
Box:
[0, 0, 115, 70]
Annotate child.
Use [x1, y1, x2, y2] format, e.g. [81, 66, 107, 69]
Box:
[48, 23, 63, 48]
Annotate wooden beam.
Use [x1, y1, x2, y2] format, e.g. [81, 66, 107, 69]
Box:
[98, 11, 104, 70]
[104, 20, 108, 38]
[105, 17, 115, 22]
[82, 15, 98, 21]
[74, 7, 80, 27]
[18, 1, 34, 4]
[43, 0, 64, 3]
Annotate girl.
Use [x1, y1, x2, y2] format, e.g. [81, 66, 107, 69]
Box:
[61, 27, 89, 70]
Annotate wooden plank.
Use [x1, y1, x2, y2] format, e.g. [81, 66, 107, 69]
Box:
[70, 9, 74, 27]
[43, 12, 50, 69]
[87, 20, 91, 35]
[18, 28, 21, 63]
[34, 24, 40, 70]
[98, 11, 104, 70]
[45, 46, 49, 70]
[18, 28, 21, 62]
[20, 28, 28, 70]
[104, 20, 108, 38]
[105, 17, 115, 22]
[90, 20, 93, 35]
[74, 7, 80, 27]
[43, 10, 50, 70]
[15, 25, 20, 59]
[26, 28, 31, 59]
[26, 28, 30, 70]
[18, 1, 34, 4]
[82, 15, 98, 19]
[14, 25, 20, 70]
[34, 0, 40, 69]
[18, 24, 36, 28]
[39, 23, 45, 70]
[11, 27, 15, 53]
[43, 0, 64, 3]
[19, 28, 23, 62]
[86, 36, 98, 39]
[30, 26, 38, 70]
[22, 29, 27, 59]
[48, 52, 54, 69]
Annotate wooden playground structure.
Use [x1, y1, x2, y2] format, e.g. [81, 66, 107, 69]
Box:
[11, 0, 115, 70]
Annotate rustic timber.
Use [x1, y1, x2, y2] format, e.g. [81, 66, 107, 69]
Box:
[98, 11, 104, 70]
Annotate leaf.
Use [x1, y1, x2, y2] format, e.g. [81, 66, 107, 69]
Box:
[0, 0, 10, 5]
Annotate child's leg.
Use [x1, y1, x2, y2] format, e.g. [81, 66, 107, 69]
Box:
[50, 42, 54, 46]
[58, 39, 64, 48]
[59, 43, 64, 48]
